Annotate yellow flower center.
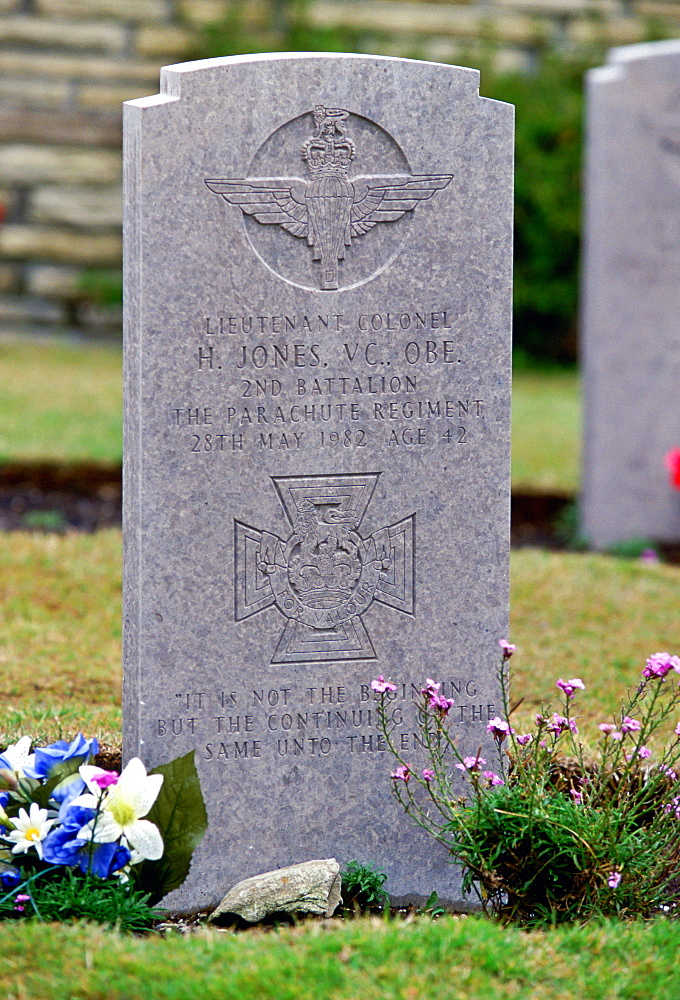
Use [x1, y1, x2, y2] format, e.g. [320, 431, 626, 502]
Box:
[25, 826, 40, 842]
[108, 796, 136, 828]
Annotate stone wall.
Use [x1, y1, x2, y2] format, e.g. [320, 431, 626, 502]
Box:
[0, 0, 677, 338]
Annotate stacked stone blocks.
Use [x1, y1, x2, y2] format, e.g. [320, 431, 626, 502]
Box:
[0, 0, 677, 336]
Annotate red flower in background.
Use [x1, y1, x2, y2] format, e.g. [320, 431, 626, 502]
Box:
[665, 449, 680, 490]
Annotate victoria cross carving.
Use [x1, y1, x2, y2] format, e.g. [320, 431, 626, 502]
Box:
[234, 474, 415, 664]
[206, 105, 452, 290]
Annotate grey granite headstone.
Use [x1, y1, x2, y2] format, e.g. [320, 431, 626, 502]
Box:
[582, 41, 680, 549]
[123, 53, 513, 913]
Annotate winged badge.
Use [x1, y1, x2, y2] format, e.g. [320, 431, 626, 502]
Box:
[205, 105, 453, 290]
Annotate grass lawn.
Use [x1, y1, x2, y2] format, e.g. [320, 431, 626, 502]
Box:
[0, 340, 580, 491]
[3, 915, 680, 1000]
[0, 340, 122, 464]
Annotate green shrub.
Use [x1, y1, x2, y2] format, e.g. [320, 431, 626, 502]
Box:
[341, 860, 389, 911]
[373, 648, 680, 925]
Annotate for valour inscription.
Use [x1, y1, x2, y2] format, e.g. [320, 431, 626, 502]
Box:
[124, 53, 513, 913]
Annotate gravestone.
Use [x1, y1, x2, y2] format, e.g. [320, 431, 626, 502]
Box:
[123, 53, 513, 912]
[582, 41, 680, 550]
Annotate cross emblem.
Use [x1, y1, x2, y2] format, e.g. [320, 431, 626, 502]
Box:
[234, 474, 415, 663]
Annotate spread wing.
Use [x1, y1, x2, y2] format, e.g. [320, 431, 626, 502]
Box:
[350, 174, 453, 236]
[205, 178, 309, 238]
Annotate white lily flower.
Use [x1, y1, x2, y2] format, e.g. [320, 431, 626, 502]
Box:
[6, 802, 54, 859]
[73, 757, 164, 862]
[0, 735, 35, 777]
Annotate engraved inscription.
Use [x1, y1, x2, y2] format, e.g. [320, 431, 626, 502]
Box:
[206, 106, 452, 290]
[234, 473, 415, 664]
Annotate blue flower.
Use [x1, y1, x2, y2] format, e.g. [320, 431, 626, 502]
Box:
[0, 867, 22, 891]
[42, 803, 130, 878]
[24, 733, 98, 781]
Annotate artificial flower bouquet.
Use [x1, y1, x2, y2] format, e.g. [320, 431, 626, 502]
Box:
[0, 734, 207, 926]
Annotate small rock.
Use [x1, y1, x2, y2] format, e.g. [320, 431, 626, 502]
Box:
[209, 859, 342, 923]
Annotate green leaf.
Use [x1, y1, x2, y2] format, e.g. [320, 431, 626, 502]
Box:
[135, 750, 208, 905]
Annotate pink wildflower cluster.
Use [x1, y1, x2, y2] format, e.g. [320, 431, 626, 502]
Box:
[482, 770, 505, 787]
[486, 717, 513, 742]
[665, 795, 680, 819]
[556, 678, 585, 699]
[621, 716, 641, 734]
[544, 713, 578, 736]
[391, 764, 410, 783]
[371, 675, 397, 694]
[515, 733, 532, 747]
[625, 746, 652, 762]
[455, 755, 486, 773]
[643, 652, 680, 680]
[598, 716, 642, 741]
[421, 679, 455, 717]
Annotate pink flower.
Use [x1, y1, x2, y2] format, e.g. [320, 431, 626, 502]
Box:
[91, 770, 119, 790]
[620, 716, 641, 734]
[675, 722, 680, 737]
[570, 788, 583, 803]
[607, 871, 622, 889]
[546, 713, 578, 736]
[421, 678, 440, 696]
[455, 755, 487, 773]
[482, 770, 505, 787]
[499, 640, 516, 659]
[643, 652, 680, 679]
[556, 678, 585, 699]
[640, 548, 659, 564]
[371, 675, 397, 694]
[391, 765, 410, 782]
[665, 448, 680, 490]
[486, 717, 513, 741]
[428, 692, 455, 716]
[422, 769, 435, 782]
[659, 765, 677, 780]
[598, 723, 617, 736]
[626, 745, 651, 761]
[666, 795, 680, 819]
[515, 733, 532, 746]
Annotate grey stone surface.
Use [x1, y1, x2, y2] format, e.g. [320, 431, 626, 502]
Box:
[209, 858, 342, 923]
[581, 41, 680, 549]
[123, 53, 513, 913]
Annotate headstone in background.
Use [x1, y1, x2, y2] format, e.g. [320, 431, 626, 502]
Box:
[581, 41, 680, 550]
[123, 53, 513, 912]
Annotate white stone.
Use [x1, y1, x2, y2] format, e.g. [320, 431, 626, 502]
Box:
[210, 860, 342, 923]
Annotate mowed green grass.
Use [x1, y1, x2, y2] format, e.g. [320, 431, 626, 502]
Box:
[0, 340, 579, 490]
[3, 909, 680, 1000]
[0, 340, 122, 463]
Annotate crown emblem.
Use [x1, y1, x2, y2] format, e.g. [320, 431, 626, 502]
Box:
[206, 105, 452, 290]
